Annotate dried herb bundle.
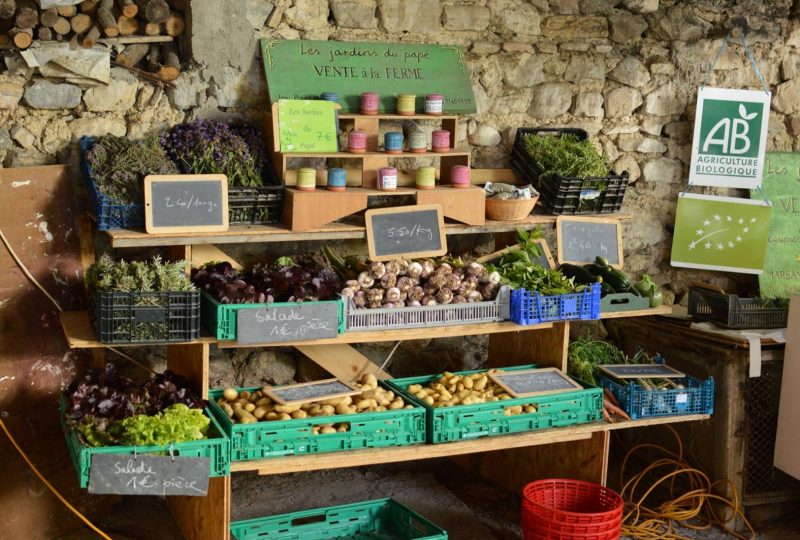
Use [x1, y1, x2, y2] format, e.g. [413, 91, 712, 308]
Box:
[161, 120, 272, 187]
[86, 135, 178, 204]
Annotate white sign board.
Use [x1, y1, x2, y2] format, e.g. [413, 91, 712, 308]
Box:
[689, 87, 771, 190]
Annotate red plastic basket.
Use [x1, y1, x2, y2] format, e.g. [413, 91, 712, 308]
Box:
[522, 523, 621, 540]
[522, 479, 623, 524]
[522, 510, 620, 535]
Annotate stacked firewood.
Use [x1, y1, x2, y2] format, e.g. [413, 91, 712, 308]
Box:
[0, 0, 183, 81]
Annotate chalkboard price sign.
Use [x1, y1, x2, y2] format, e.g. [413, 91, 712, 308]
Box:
[556, 216, 623, 268]
[598, 364, 685, 380]
[144, 175, 229, 234]
[366, 204, 447, 261]
[88, 454, 210, 496]
[235, 302, 341, 345]
[489, 368, 583, 398]
[264, 378, 360, 405]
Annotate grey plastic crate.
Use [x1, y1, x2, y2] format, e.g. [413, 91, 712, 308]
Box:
[345, 286, 510, 331]
[688, 287, 788, 329]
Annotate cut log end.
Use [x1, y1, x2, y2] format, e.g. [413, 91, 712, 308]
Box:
[82, 25, 101, 48]
[117, 14, 139, 35]
[14, 6, 38, 29]
[0, 0, 15, 21]
[56, 5, 77, 17]
[52, 16, 71, 35]
[37, 26, 53, 41]
[10, 27, 33, 49]
[117, 0, 138, 18]
[144, 22, 161, 35]
[40, 8, 59, 28]
[71, 13, 93, 34]
[165, 11, 183, 36]
[115, 42, 149, 67]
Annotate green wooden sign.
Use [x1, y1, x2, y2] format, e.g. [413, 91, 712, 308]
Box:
[753, 152, 800, 297]
[260, 39, 476, 114]
[277, 99, 339, 153]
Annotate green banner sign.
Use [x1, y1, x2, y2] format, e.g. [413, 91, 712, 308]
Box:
[689, 87, 771, 190]
[753, 152, 800, 296]
[277, 99, 339, 153]
[260, 39, 476, 114]
[671, 192, 772, 274]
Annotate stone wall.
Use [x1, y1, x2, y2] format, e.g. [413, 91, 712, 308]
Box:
[3, 0, 798, 380]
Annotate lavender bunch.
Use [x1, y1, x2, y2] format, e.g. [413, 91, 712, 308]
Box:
[160, 120, 270, 188]
[86, 135, 177, 204]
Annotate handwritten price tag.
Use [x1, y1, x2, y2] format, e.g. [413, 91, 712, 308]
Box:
[366, 204, 447, 261]
[88, 454, 210, 496]
[235, 302, 341, 344]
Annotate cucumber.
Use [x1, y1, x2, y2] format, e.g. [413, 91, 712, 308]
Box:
[559, 263, 597, 285]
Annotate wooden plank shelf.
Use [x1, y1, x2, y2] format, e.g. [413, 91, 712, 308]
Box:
[231, 414, 710, 475]
[60, 307, 670, 349]
[338, 113, 459, 121]
[280, 150, 470, 158]
[105, 213, 633, 248]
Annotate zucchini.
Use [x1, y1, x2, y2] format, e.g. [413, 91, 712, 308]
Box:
[585, 264, 630, 293]
[559, 263, 598, 285]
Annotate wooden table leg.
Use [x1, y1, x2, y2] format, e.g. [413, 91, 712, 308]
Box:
[167, 475, 231, 540]
[167, 342, 210, 399]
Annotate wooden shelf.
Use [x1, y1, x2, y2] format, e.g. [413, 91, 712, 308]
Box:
[338, 113, 459, 121]
[105, 212, 633, 248]
[216, 321, 554, 348]
[280, 150, 470, 158]
[58, 311, 215, 349]
[60, 307, 671, 350]
[231, 414, 711, 475]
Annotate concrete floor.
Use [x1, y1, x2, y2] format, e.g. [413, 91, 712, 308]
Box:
[59, 458, 800, 540]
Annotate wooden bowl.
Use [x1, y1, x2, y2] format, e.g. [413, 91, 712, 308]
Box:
[485, 196, 538, 221]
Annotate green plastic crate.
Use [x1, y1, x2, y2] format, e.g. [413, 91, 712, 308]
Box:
[230, 498, 447, 540]
[60, 395, 231, 488]
[201, 291, 345, 341]
[208, 384, 426, 461]
[387, 365, 603, 444]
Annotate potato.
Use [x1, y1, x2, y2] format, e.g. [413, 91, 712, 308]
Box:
[361, 373, 378, 389]
[233, 408, 257, 424]
[356, 398, 377, 410]
[423, 396, 435, 406]
[274, 403, 301, 414]
[312, 426, 320, 435]
[524, 405, 536, 414]
[221, 403, 235, 417]
[222, 388, 238, 401]
[239, 390, 251, 400]
[320, 404, 335, 416]
[244, 403, 256, 413]
[473, 376, 488, 391]
[291, 410, 308, 419]
[336, 403, 353, 415]
[506, 405, 523, 415]
[388, 398, 404, 410]
[253, 406, 269, 419]
[404, 405, 414, 409]
[463, 377, 474, 389]
[336, 424, 348, 432]
[278, 413, 292, 421]
[266, 411, 278, 420]
[408, 384, 422, 394]
[320, 426, 337, 434]
[255, 397, 271, 407]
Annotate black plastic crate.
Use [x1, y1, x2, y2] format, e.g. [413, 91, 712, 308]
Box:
[688, 286, 788, 329]
[90, 290, 201, 344]
[228, 185, 284, 225]
[511, 128, 628, 215]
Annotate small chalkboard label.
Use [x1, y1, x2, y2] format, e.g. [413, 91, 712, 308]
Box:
[366, 204, 447, 262]
[144, 174, 229, 234]
[235, 302, 340, 345]
[88, 454, 209, 496]
[264, 378, 360, 405]
[598, 364, 685, 379]
[556, 216, 623, 268]
[489, 368, 583, 398]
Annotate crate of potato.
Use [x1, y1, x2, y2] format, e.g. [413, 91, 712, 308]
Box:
[387, 365, 603, 444]
[208, 374, 426, 461]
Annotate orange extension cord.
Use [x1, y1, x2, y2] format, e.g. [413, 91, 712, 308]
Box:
[619, 425, 756, 539]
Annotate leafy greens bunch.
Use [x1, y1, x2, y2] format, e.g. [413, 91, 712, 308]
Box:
[522, 133, 610, 179]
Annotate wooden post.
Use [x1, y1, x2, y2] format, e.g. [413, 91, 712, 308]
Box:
[116, 43, 149, 67]
[164, 10, 183, 36]
[9, 26, 32, 48]
[82, 25, 101, 47]
[14, 2, 38, 29]
[0, 0, 15, 20]
[116, 0, 138, 17]
[97, 7, 119, 36]
[71, 13, 93, 34]
[56, 4, 77, 17]
[40, 8, 60, 28]
[157, 41, 180, 81]
[52, 16, 71, 36]
[117, 14, 139, 35]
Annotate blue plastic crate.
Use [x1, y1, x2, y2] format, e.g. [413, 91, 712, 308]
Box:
[510, 283, 601, 325]
[599, 374, 714, 420]
[80, 136, 146, 231]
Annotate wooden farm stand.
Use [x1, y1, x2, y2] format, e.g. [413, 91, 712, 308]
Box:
[58, 209, 710, 540]
[265, 105, 485, 230]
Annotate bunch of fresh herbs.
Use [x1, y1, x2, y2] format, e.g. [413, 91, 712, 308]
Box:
[86, 254, 194, 296]
[568, 336, 627, 385]
[85, 134, 177, 204]
[485, 229, 580, 294]
[160, 120, 271, 188]
[523, 133, 610, 179]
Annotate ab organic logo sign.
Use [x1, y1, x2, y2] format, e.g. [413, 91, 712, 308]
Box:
[689, 87, 771, 190]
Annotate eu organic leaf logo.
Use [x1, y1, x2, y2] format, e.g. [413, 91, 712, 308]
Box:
[739, 104, 757, 120]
